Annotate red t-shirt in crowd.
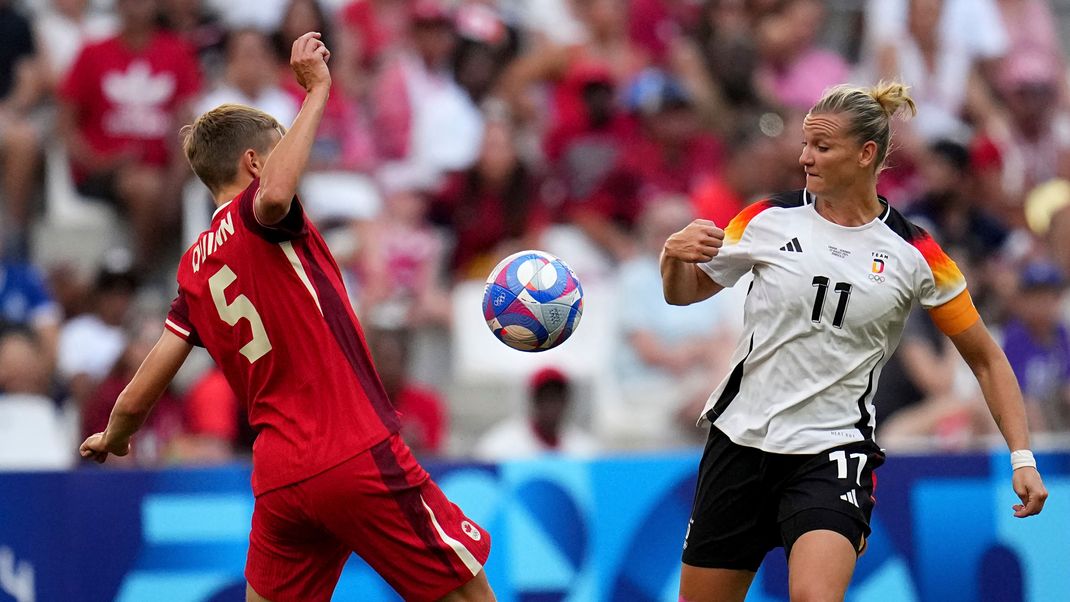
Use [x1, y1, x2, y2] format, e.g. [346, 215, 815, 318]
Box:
[165, 180, 399, 495]
[59, 32, 201, 180]
[394, 384, 447, 456]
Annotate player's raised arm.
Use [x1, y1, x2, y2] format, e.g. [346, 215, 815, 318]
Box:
[79, 330, 193, 463]
[660, 219, 725, 305]
[254, 31, 332, 226]
[947, 319, 1048, 517]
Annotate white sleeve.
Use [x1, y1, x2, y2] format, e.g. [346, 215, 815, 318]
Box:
[697, 211, 763, 289]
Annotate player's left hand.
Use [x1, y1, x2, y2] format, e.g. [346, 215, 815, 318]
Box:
[79, 432, 130, 464]
[1011, 466, 1048, 517]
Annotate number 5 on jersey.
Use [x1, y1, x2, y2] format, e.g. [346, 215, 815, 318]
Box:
[209, 265, 272, 363]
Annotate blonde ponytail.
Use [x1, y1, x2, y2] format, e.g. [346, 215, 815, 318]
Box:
[811, 81, 917, 169]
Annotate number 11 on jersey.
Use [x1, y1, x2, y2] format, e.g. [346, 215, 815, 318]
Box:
[811, 276, 852, 328]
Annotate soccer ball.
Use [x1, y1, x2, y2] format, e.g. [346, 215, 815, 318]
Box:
[482, 250, 584, 352]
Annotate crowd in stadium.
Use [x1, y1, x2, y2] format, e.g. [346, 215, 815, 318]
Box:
[3, 0, 1070, 470]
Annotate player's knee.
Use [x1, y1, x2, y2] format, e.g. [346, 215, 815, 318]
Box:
[788, 579, 845, 602]
[245, 583, 273, 602]
[438, 570, 495, 602]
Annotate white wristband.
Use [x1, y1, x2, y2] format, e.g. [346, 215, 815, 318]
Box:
[1011, 449, 1037, 471]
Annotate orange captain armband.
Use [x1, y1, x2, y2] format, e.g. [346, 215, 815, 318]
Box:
[928, 289, 980, 336]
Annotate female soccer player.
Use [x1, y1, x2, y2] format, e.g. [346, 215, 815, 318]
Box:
[661, 81, 1048, 602]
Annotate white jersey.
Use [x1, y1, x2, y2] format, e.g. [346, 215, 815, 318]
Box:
[697, 190, 971, 454]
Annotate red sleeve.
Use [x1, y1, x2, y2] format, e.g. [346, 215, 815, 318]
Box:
[236, 178, 308, 242]
[165, 288, 202, 346]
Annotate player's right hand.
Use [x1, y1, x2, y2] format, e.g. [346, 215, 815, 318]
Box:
[663, 219, 725, 263]
[79, 432, 130, 464]
[1012, 466, 1048, 518]
[291, 31, 332, 93]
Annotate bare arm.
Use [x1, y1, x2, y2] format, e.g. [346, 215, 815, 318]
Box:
[660, 219, 725, 306]
[949, 320, 1048, 517]
[79, 330, 193, 463]
[255, 31, 332, 225]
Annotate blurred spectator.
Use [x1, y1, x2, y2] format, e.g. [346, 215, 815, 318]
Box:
[368, 327, 447, 457]
[610, 200, 739, 448]
[573, 68, 723, 261]
[907, 140, 1010, 266]
[0, 242, 60, 365]
[1026, 179, 1070, 275]
[474, 367, 598, 461]
[627, 0, 703, 64]
[994, 0, 1068, 104]
[432, 105, 551, 279]
[0, 0, 46, 256]
[1001, 261, 1070, 432]
[33, 0, 117, 89]
[972, 49, 1070, 227]
[158, 0, 227, 75]
[179, 366, 248, 461]
[197, 28, 298, 126]
[541, 62, 636, 210]
[862, 0, 1008, 80]
[871, 0, 1000, 147]
[339, 0, 412, 70]
[81, 319, 187, 465]
[498, 0, 648, 128]
[57, 252, 138, 407]
[682, 0, 768, 136]
[0, 331, 72, 470]
[906, 140, 1009, 317]
[753, 0, 851, 111]
[875, 309, 986, 450]
[374, 0, 483, 192]
[354, 186, 449, 328]
[691, 126, 785, 226]
[58, 0, 202, 271]
[451, 3, 516, 104]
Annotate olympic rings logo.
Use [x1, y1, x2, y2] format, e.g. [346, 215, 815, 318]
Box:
[868, 274, 886, 283]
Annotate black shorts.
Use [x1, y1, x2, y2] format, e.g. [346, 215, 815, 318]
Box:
[682, 426, 885, 571]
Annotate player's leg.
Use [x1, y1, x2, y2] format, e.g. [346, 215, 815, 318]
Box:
[679, 426, 776, 602]
[786, 528, 857, 602]
[777, 440, 885, 602]
[679, 565, 754, 602]
[309, 435, 494, 601]
[246, 583, 272, 602]
[245, 484, 350, 602]
[437, 569, 495, 602]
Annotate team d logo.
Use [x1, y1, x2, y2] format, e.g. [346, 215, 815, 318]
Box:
[870, 252, 889, 282]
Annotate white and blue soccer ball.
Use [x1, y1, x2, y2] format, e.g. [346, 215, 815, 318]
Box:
[482, 250, 584, 352]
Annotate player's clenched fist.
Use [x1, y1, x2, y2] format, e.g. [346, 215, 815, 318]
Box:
[663, 219, 725, 263]
[291, 31, 332, 93]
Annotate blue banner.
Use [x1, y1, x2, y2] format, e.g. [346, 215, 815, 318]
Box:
[1, 450, 1067, 601]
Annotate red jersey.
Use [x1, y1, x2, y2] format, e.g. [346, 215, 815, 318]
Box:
[59, 32, 201, 181]
[165, 180, 399, 495]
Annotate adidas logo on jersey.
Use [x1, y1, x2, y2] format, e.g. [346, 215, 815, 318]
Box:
[840, 490, 860, 507]
[779, 237, 803, 252]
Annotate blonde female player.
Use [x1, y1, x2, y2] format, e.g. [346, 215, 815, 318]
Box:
[661, 82, 1048, 602]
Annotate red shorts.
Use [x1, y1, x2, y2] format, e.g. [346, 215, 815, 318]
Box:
[245, 434, 491, 602]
